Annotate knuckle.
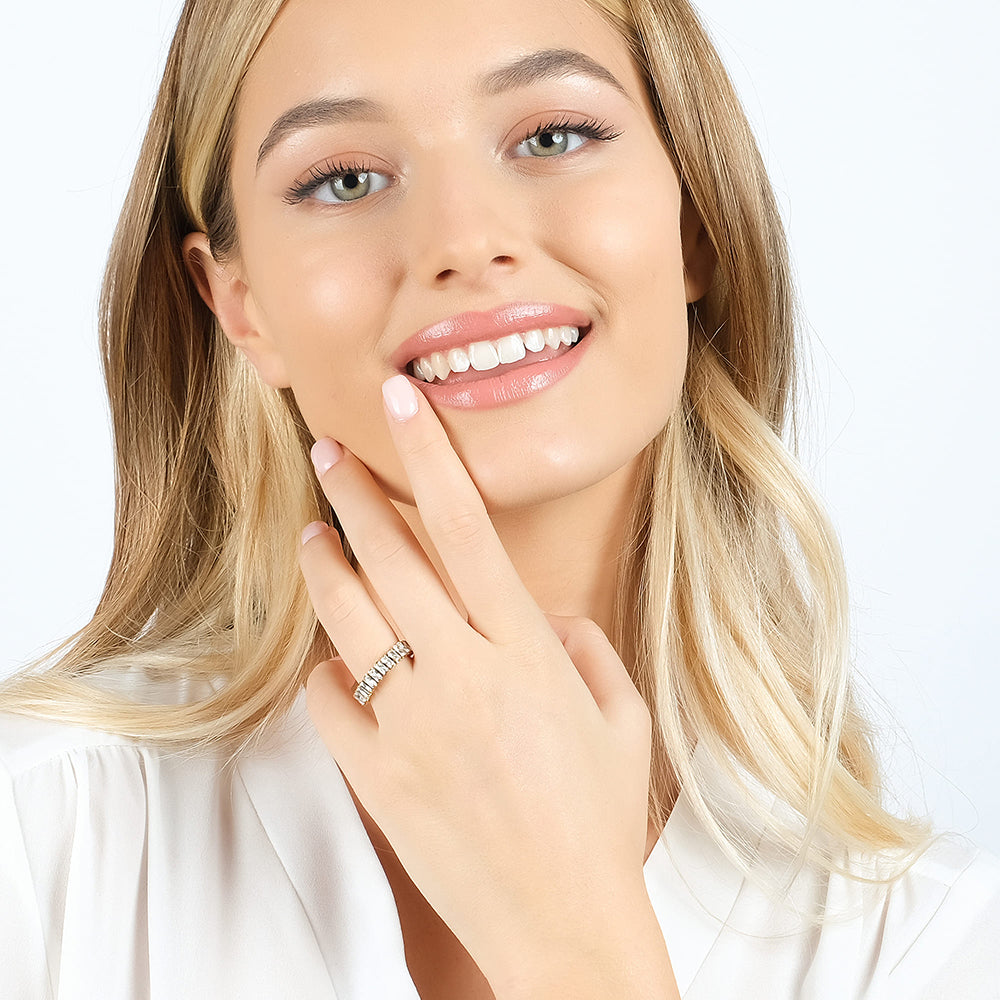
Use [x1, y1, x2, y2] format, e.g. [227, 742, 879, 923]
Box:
[569, 616, 604, 640]
[319, 580, 363, 628]
[435, 505, 484, 549]
[365, 531, 408, 568]
[626, 688, 653, 733]
[305, 660, 338, 714]
[400, 428, 441, 462]
[563, 616, 610, 653]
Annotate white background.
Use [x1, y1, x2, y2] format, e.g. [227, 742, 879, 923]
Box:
[1, 2, 996, 853]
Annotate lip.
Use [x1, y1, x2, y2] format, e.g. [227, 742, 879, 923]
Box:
[390, 301, 593, 372]
[410, 330, 592, 409]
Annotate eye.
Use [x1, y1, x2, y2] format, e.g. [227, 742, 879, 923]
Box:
[515, 128, 587, 158]
[512, 117, 622, 159]
[285, 160, 392, 205]
[313, 168, 391, 204]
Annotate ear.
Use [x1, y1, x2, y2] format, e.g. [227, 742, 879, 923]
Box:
[679, 189, 717, 304]
[182, 232, 291, 388]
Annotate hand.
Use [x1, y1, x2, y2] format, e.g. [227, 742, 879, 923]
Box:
[299, 374, 678, 998]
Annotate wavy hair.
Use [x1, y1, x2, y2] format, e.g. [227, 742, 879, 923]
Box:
[0, 0, 933, 893]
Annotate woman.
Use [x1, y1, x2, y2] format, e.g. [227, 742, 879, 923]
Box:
[1, 0, 997, 996]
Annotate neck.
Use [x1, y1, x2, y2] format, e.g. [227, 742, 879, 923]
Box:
[391, 456, 642, 640]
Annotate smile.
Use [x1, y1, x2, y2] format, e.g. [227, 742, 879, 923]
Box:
[392, 301, 593, 410]
[409, 325, 583, 385]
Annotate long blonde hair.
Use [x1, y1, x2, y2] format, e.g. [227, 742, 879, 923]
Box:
[1, 0, 932, 888]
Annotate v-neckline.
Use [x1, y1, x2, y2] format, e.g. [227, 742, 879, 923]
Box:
[238, 692, 755, 998]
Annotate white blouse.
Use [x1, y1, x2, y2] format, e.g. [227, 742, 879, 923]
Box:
[2, 685, 998, 999]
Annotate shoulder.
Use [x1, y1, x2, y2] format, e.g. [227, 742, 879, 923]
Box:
[0, 711, 140, 780]
[657, 749, 1000, 999]
[875, 833, 1000, 997]
[0, 668, 219, 786]
[0, 666, 222, 772]
[0, 708, 167, 1000]
[0, 669, 238, 890]
[795, 832, 1000, 998]
[0, 687, 377, 995]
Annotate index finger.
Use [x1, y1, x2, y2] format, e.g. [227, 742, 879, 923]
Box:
[381, 374, 546, 643]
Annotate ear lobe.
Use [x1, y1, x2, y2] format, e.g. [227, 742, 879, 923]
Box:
[679, 191, 717, 304]
[181, 232, 291, 388]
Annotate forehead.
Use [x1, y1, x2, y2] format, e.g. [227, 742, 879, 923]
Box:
[237, 0, 643, 141]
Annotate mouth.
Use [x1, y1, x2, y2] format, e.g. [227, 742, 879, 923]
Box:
[406, 323, 590, 386]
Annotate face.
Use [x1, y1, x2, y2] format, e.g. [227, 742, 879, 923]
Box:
[202, 0, 713, 511]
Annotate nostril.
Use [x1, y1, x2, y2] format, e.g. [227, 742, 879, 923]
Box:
[433, 254, 516, 284]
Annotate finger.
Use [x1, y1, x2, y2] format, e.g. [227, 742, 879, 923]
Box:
[300, 521, 413, 716]
[305, 657, 378, 772]
[544, 614, 649, 730]
[309, 438, 466, 648]
[380, 374, 546, 643]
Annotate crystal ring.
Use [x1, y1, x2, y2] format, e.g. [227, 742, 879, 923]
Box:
[353, 640, 413, 706]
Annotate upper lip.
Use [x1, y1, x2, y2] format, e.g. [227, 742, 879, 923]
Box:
[391, 301, 593, 371]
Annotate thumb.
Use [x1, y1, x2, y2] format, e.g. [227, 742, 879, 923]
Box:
[544, 613, 650, 732]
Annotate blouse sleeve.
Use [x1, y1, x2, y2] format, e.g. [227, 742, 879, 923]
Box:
[0, 753, 54, 999]
[0, 717, 152, 999]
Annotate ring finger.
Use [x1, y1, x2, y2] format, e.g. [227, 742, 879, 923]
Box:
[300, 520, 413, 717]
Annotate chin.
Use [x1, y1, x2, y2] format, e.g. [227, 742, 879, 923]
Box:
[462, 431, 652, 515]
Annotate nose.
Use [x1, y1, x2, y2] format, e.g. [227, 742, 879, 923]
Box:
[405, 155, 526, 289]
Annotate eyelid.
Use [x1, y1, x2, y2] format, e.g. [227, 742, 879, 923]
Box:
[282, 114, 622, 205]
[283, 156, 395, 205]
[506, 114, 622, 157]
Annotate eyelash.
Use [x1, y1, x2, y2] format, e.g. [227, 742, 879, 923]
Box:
[284, 157, 379, 205]
[523, 115, 622, 147]
[283, 115, 622, 205]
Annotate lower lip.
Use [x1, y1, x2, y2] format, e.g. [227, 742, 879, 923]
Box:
[410, 333, 591, 410]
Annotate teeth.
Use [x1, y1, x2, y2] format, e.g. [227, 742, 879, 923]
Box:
[497, 334, 526, 364]
[447, 347, 470, 373]
[523, 328, 545, 353]
[410, 325, 582, 383]
[430, 352, 450, 380]
[469, 341, 500, 371]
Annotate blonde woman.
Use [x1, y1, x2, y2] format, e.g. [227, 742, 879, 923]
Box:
[1, 0, 997, 997]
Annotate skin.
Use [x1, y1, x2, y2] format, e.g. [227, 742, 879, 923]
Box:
[186, 0, 715, 994]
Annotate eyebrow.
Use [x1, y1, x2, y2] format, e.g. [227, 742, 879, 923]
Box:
[477, 48, 629, 101]
[255, 48, 629, 172]
[256, 97, 388, 170]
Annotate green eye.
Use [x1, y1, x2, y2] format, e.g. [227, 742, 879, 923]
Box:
[517, 129, 585, 158]
[287, 162, 393, 205]
[319, 171, 382, 203]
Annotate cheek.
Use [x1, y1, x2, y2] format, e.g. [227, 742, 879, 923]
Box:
[539, 154, 689, 381]
[248, 225, 381, 372]
[242, 221, 408, 476]
[505, 158, 688, 484]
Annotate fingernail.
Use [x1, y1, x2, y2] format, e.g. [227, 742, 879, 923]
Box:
[382, 374, 419, 422]
[301, 521, 328, 546]
[311, 437, 343, 475]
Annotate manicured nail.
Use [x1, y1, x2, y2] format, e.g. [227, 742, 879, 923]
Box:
[301, 521, 328, 546]
[311, 437, 343, 476]
[382, 374, 419, 422]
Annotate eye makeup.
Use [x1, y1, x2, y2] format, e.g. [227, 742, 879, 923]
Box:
[282, 114, 623, 206]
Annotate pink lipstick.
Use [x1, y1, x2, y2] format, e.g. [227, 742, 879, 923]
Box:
[391, 302, 592, 410]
